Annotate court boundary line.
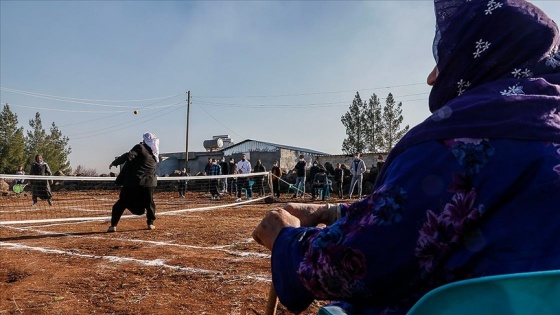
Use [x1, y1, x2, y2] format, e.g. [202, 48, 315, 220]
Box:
[2, 225, 270, 258]
[0, 242, 271, 283]
[0, 196, 269, 225]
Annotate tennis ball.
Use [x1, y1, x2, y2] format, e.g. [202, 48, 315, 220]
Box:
[134, 110, 138, 115]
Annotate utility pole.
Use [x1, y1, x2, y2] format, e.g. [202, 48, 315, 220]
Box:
[185, 91, 191, 170]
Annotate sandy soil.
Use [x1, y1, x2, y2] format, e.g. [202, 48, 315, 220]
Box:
[0, 192, 347, 315]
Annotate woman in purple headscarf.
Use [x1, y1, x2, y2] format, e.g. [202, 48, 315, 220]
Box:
[252, 0, 560, 314]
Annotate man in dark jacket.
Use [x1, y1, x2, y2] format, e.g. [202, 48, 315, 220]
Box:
[271, 161, 282, 198]
[292, 155, 307, 198]
[308, 161, 320, 186]
[209, 158, 222, 200]
[334, 163, 344, 199]
[228, 157, 236, 195]
[107, 132, 159, 232]
[219, 157, 229, 193]
[253, 159, 266, 196]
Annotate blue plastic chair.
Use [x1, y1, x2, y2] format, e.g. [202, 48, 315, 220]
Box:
[318, 270, 560, 315]
[317, 180, 332, 200]
[408, 270, 560, 315]
[318, 306, 346, 315]
[287, 183, 302, 197]
[241, 180, 254, 198]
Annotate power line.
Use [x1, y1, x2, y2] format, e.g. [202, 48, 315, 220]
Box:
[69, 102, 185, 140]
[59, 93, 189, 128]
[2, 83, 426, 109]
[195, 82, 426, 99]
[3, 84, 429, 142]
[7, 101, 185, 113]
[192, 102, 246, 140]
[1, 87, 183, 103]
[7, 103, 129, 113]
[191, 92, 429, 108]
[192, 99, 349, 108]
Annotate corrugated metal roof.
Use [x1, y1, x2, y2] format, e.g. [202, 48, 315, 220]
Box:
[220, 139, 329, 156]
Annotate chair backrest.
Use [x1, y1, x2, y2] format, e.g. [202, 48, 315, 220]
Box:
[318, 306, 347, 315]
[407, 270, 560, 315]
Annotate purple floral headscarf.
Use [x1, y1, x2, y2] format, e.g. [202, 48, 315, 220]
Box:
[430, 0, 560, 112]
[377, 0, 560, 184]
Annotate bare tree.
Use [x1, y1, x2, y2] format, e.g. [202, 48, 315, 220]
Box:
[73, 165, 98, 177]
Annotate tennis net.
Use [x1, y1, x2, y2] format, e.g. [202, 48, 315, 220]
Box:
[0, 172, 271, 225]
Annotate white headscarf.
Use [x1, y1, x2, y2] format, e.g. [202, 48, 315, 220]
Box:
[143, 132, 160, 162]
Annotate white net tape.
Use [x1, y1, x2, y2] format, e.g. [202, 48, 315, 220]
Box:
[0, 172, 270, 225]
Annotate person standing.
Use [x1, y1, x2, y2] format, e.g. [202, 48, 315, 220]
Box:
[236, 154, 252, 202]
[292, 155, 307, 198]
[228, 157, 236, 195]
[271, 161, 282, 199]
[177, 167, 188, 198]
[253, 159, 266, 196]
[15, 165, 25, 185]
[219, 157, 229, 193]
[376, 154, 385, 170]
[231, 162, 238, 196]
[209, 158, 222, 200]
[204, 157, 212, 192]
[334, 163, 344, 199]
[107, 132, 159, 232]
[308, 161, 320, 188]
[347, 153, 366, 199]
[30, 155, 53, 206]
[204, 158, 212, 175]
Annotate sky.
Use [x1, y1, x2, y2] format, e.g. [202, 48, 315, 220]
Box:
[1, 0, 559, 173]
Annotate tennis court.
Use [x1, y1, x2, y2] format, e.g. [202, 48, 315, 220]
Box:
[0, 190, 327, 315]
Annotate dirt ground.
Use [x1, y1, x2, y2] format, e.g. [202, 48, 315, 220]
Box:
[0, 191, 346, 315]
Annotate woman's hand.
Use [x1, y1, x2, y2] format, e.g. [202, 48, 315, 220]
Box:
[283, 203, 329, 227]
[252, 208, 301, 251]
[283, 203, 342, 227]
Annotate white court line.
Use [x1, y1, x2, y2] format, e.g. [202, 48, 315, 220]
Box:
[17, 216, 200, 228]
[0, 209, 38, 213]
[0, 196, 268, 225]
[66, 207, 108, 212]
[2, 225, 270, 258]
[0, 242, 271, 283]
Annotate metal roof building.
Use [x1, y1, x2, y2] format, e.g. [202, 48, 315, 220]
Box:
[220, 139, 328, 156]
[158, 139, 329, 175]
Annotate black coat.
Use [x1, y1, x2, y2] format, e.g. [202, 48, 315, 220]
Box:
[30, 161, 53, 198]
[220, 161, 229, 175]
[309, 165, 320, 182]
[254, 163, 266, 172]
[112, 143, 157, 187]
[334, 168, 344, 183]
[294, 160, 306, 177]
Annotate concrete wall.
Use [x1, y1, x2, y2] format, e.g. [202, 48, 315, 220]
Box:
[316, 153, 387, 172]
[244, 151, 280, 172]
[158, 151, 222, 175]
